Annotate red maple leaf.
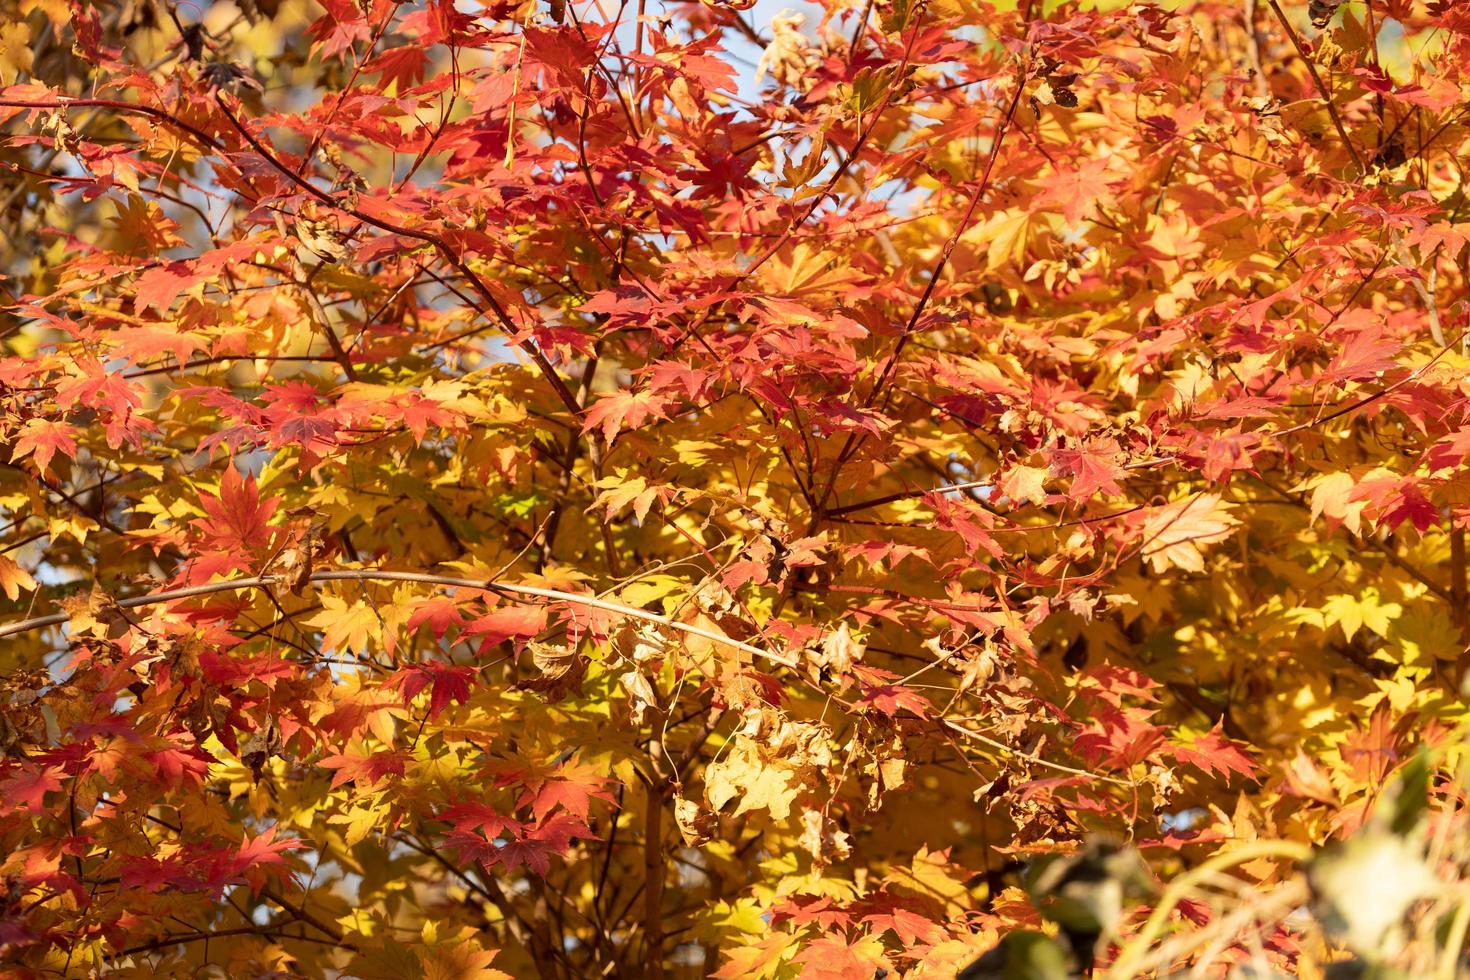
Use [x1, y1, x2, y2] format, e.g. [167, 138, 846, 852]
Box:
[10, 419, 78, 474]
[790, 935, 890, 980]
[319, 748, 408, 789]
[1380, 484, 1439, 532]
[1073, 707, 1167, 770]
[581, 388, 672, 443]
[395, 662, 476, 718]
[440, 802, 523, 838]
[1048, 437, 1126, 500]
[463, 603, 547, 648]
[144, 745, 212, 790]
[1035, 157, 1113, 225]
[1080, 664, 1161, 707]
[480, 813, 593, 876]
[852, 666, 932, 719]
[119, 855, 198, 893]
[406, 596, 465, 638]
[233, 827, 304, 871]
[770, 895, 851, 931]
[1320, 328, 1400, 385]
[1170, 722, 1259, 784]
[859, 899, 946, 946]
[364, 45, 430, 89]
[509, 759, 615, 822]
[0, 765, 62, 815]
[132, 260, 196, 313]
[195, 466, 279, 552]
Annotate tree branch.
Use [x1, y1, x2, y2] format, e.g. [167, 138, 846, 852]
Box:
[0, 568, 799, 669]
[1263, 0, 1365, 174]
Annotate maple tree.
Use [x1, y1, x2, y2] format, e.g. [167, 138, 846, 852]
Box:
[4, 0, 1470, 975]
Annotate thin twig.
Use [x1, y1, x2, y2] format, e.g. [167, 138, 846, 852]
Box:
[1263, 0, 1365, 173]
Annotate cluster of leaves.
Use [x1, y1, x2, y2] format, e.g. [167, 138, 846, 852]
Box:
[1, 0, 1470, 975]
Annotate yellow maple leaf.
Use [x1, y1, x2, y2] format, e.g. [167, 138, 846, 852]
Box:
[593, 473, 662, 522]
[704, 735, 803, 821]
[329, 804, 384, 847]
[711, 933, 796, 980]
[0, 22, 33, 85]
[998, 464, 1049, 506]
[1308, 471, 1369, 535]
[1322, 590, 1402, 643]
[419, 941, 510, 980]
[307, 595, 381, 656]
[0, 555, 36, 602]
[883, 846, 974, 917]
[19, 0, 70, 27]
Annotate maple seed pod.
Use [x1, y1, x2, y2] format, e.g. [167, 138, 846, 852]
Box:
[1308, 0, 1343, 28]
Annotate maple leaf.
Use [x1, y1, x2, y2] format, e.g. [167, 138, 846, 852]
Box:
[859, 901, 947, 946]
[479, 813, 593, 876]
[307, 595, 382, 656]
[195, 466, 279, 552]
[1170, 723, 1259, 784]
[1379, 485, 1438, 532]
[233, 827, 305, 874]
[1319, 328, 1400, 385]
[998, 464, 1049, 506]
[331, 803, 388, 847]
[711, 934, 797, 979]
[791, 935, 892, 980]
[581, 388, 672, 443]
[112, 325, 208, 370]
[1427, 426, 1470, 472]
[770, 895, 850, 931]
[1137, 493, 1238, 573]
[0, 554, 37, 601]
[395, 662, 476, 718]
[317, 692, 396, 742]
[704, 735, 805, 821]
[1048, 438, 1126, 500]
[364, 45, 430, 90]
[0, 22, 34, 84]
[119, 855, 197, 893]
[132, 260, 197, 313]
[593, 473, 667, 523]
[420, 942, 513, 980]
[406, 596, 466, 638]
[509, 758, 615, 822]
[0, 765, 62, 815]
[462, 603, 546, 648]
[320, 747, 408, 789]
[853, 665, 932, 718]
[1308, 471, 1369, 535]
[1073, 707, 1168, 770]
[1339, 708, 1401, 785]
[440, 802, 523, 840]
[1080, 664, 1161, 707]
[10, 418, 78, 474]
[1035, 157, 1114, 226]
[1322, 590, 1401, 642]
[144, 744, 212, 789]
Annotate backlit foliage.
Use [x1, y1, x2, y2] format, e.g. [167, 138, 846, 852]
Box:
[2, 0, 1470, 976]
